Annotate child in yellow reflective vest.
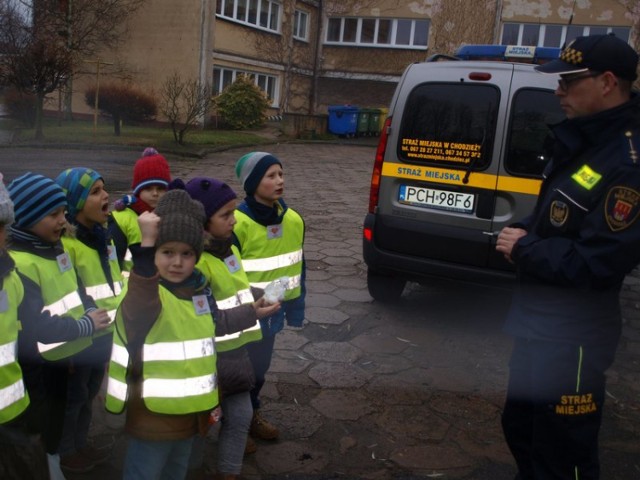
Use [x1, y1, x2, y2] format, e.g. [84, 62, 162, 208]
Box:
[106, 190, 259, 479]
[233, 152, 306, 449]
[6, 172, 111, 478]
[177, 177, 280, 478]
[0, 172, 49, 479]
[55, 167, 126, 474]
[110, 147, 172, 273]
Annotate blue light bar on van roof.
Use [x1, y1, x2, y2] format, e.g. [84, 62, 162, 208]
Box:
[455, 44, 561, 64]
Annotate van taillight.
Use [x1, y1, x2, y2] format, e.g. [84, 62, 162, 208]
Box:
[368, 116, 392, 214]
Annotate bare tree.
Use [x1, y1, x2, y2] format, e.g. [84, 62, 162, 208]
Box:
[33, 0, 146, 119]
[0, 0, 72, 139]
[159, 72, 211, 145]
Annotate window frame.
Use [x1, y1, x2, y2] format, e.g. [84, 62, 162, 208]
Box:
[293, 9, 309, 41]
[213, 67, 279, 108]
[325, 17, 429, 50]
[500, 22, 631, 48]
[216, 0, 281, 34]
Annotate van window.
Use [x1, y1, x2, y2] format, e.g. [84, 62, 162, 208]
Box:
[398, 83, 499, 170]
[505, 88, 565, 177]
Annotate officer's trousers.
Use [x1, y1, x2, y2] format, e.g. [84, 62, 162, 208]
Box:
[502, 337, 618, 480]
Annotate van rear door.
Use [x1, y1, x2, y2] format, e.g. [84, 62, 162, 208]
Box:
[376, 62, 514, 271]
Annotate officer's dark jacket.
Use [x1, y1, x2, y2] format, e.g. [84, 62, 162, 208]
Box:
[505, 95, 640, 345]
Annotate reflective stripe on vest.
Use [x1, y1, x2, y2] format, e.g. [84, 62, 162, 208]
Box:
[0, 378, 27, 412]
[143, 338, 214, 362]
[216, 288, 253, 310]
[106, 340, 129, 411]
[0, 270, 29, 423]
[143, 373, 217, 398]
[85, 281, 123, 301]
[0, 341, 17, 368]
[248, 274, 301, 290]
[44, 290, 83, 317]
[241, 249, 303, 272]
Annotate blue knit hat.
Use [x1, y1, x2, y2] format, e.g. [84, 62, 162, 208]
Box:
[55, 167, 103, 220]
[235, 152, 282, 196]
[7, 173, 68, 228]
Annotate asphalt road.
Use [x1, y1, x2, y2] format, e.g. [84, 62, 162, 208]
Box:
[0, 143, 638, 480]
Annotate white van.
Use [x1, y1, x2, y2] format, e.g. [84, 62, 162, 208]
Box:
[363, 45, 566, 302]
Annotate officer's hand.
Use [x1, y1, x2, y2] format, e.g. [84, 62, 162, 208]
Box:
[496, 227, 527, 263]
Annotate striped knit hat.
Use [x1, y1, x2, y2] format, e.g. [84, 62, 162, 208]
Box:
[0, 173, 14, 225]
[55, 167, 103, 220]
[7, 173, 67, 228]
[132, 147, 171, 196]
[235, 151, 282, 196]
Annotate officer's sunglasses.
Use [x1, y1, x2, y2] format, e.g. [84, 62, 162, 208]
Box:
[557, 71, 603, 92]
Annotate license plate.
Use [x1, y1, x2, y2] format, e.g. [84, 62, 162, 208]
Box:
[399, 185, 475, 213]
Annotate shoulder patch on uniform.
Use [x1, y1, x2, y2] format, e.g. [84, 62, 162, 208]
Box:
[605, 186, 640, 232]
[571, 165, 602, 190]
[550, 200, 569, 227]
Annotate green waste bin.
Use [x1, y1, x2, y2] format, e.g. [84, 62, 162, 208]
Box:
[367, 108, 381, 136]
[356, 108, 371, 137]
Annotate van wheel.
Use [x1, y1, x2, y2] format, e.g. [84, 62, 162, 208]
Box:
[367, 270, 406, 303]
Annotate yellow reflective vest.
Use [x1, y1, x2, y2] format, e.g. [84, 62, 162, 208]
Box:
[10, 250, 89, 360]
[197, 246, 262, 352]
[233, 208, 304, 301]
[0, 268, 30, 423]
[111, 208, 141, 275]
[62, 235, 126, 334]
[106, 285, 218, 415]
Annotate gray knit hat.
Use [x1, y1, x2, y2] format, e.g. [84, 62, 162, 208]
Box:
[155, 189, 206, 260]
[0, 173, 14, 225]
[234, 151, 282, 196]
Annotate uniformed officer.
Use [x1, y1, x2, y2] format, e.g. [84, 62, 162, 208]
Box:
[496, 34, 640, 480]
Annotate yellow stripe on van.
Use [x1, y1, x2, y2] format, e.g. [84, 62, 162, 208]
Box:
[381, 163, 542, 195]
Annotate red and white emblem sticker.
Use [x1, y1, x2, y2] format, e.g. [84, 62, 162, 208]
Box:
[605, 186, 640, 231]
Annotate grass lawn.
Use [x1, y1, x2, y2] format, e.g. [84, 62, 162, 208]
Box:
[3, 116, 279, 155]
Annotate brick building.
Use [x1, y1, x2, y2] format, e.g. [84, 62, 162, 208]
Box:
[64, 0, 637, 121]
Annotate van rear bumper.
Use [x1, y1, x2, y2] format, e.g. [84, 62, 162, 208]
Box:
[362, 213, 515, 285]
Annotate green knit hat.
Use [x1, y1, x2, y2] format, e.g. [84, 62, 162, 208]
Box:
[235, 152, 282, 196]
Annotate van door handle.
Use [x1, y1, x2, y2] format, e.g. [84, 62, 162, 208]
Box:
[482, 231, 500, 237]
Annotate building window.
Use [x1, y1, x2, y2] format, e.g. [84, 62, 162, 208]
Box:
[293, 9, 308, 41]
[326, 17, 429, 49]
[216, 0, 281, 33]
[213, 67, 278, 107]
[501, 23, 630, 48]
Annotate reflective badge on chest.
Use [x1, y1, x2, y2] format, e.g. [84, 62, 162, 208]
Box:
[107, 245, 117, 262]
[193, 295, 211, 315]
[550, 200, 569, 227]
[224, 254, 240, 273]
[605, 186, 640, 232]
[267, 224, 283, 239]
[0, 290, 8, 313]
[56, 252, 72, 273]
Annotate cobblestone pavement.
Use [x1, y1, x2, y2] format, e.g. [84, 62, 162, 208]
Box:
[1, 143, 639, 479]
